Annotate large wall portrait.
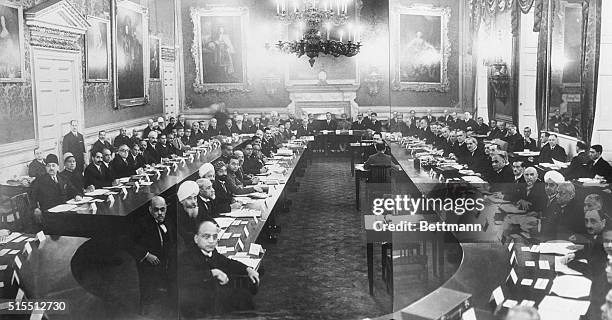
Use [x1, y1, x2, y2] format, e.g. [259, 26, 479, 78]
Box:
[0, 2, 25, 82]
[116, 0, 149, 106]
[390, 3, 450, 92]
[86, 16, 110, 82]
[190, 7, 249, 92]
[149, 36, 160, 80]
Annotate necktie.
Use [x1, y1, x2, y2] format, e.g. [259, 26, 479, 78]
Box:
[52, 176, 58, 184]
[220, 181, 228, 193]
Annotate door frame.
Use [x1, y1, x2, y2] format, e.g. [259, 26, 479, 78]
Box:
[30, 46, 84, 158]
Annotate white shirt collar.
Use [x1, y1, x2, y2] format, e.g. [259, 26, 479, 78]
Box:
[201, 249, 213, 257]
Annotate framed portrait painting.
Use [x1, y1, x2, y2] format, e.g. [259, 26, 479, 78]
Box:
[149, 35, 160, 80]
[0, 2, 25, 82]
[115, 0, 149, 107]
[390, 3, 451, 92]
[190, 6, 249, 93]
[85, 16, 111, 82]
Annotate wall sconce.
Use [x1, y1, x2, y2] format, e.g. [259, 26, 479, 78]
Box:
[488, 59, 510, 102]
[262, 74, 281, 95]
[363, 70, 384, 96]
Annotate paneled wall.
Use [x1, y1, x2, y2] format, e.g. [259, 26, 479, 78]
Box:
[592, 0, 612, 158]
[0, 0, 175, 180]
[180, 0, 466, 115]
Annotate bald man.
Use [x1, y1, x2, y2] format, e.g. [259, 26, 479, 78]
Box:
[178, 220, 259, 316]
[196, 178, 216, 220]
[512, 167, 546, 212]
[129, 196, 176, 313]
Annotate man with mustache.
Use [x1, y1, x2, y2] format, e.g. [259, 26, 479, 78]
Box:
[84, 151, 113, 188]
[196, 178, 217, 220]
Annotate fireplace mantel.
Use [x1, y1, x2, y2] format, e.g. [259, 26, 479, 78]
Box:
[286, 84, 360, 119]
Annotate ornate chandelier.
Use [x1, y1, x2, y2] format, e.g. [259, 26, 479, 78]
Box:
[274, 0, 361, 67]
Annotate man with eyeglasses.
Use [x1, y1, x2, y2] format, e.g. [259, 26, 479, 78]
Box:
[178, 220, 259, 316]
[243, 144, 266, 175]
[110, 144, 135, 179]
[129, 143, 146, 170]
[129, 196, 176, 314]
[512, 167, 546, 212]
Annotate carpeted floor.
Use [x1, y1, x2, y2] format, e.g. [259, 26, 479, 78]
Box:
[247, 155, 393, 320]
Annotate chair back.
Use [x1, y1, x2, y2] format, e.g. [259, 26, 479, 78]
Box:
[9, 192, 31, 231]
[369, 165, 392, 183]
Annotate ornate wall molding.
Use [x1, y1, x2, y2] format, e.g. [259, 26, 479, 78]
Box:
[25, 0, 90, 51]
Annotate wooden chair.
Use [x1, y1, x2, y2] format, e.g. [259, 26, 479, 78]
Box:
[6, 193, 31, 232]
[382, 241, 428, 294]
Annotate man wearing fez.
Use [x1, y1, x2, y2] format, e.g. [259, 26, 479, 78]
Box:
[31, 154, 81, 216]
[129, 196, 176, 314]
[62, 120, 86, 172]
[178, 220, 259, 316]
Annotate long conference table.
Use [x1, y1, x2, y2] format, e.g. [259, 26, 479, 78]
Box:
[3, 134, 309, 319]
[367, 139, 597, 320]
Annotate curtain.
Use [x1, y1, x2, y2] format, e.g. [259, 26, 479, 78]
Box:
[534, 0, 549, 133]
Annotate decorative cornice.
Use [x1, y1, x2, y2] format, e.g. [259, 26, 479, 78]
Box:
[28, 25, 81, 51]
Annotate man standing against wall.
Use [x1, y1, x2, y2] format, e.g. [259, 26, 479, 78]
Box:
[62, 120, 86, 173]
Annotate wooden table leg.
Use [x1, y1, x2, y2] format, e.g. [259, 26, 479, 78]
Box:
[355, 174, 360, 210]
[367, 242, 374, 295]
[351, 147, 355, 176]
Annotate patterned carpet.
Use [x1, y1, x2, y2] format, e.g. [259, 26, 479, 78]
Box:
[247, 155, 392, 320]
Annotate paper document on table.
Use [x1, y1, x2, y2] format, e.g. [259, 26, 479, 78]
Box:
[47, 204, 78, 213]
[461, 176, 486, 183]
[539, 242, 579, 255]
[222, 209, 262, 218]
[538, 295, 590, 317]
[84, 189, 110, 196]
[552, 159, 570, 168]
[554, 257, 583, 275]
[550, 275, 591, 299]
[534, 278, 549, 290]
[214, 217, 236, 229]
[66, 197, 94, 205]
[229, 257, 261, 269]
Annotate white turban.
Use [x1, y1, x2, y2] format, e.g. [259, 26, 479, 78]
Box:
[177, 180, 199, 202]
[157, 116, 165, 123]
[198, 163, 215, 178]
[544, 170, 564, 184]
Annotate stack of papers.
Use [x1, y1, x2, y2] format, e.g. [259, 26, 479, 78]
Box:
[85, 189, 110, 196]
[461, 176, 486, 183]
[214, 217, 236, 229]
[537, 295, 589, 319]
[228, 256, 261, 269]
[47, 204, 78, 213]
[550, 275, 591, 299]
[66, 197, 94, 205]
[222, 208, 262, 218]
[538, 242, 579, 255]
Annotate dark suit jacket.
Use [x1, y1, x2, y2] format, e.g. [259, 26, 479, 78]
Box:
[156, 143, 172, 159]
[464, 148, 490, 172]
[28, 160, 47, 178]
[368, 120, 382, 132]
[364, 153, 395, 170]
[249, 123, 265, 134]
[506, 133, 524, 153]
[564, 151, 593, 180]
[351, 120, 368, 130]
[143, 144, 161, 164]
[521, 137, 538, 151]
[296, 124, 313, 137]
[226, 171, 256, 195]
[62, 132, 86, 169]
[232, 124, 246, 134]
[539, 144, 567, 163]
[212, 179, 233, 214]
[452, 142, 470, 163]
[113, 134, 132, 149]
[197, 196, 217, 220]
[91, 139, 113, 156]
[219, 126, 233, 137]
[592, 158, 612, 181]
[128, 153, 146, 170]
[488, 165, 515, 193]
[511, 180, 547, 212]
[207, 126, 221, 137]
[84, 162, 113, 188]
[320, 120, 337, 131]
[110, 156, 135, 179]
[178, 248, 251, 316]
[59, 169, 84, 192]
[474, 123, 490, 135]
[31, 174, 80, 211]
[243, 155, 264, 175]
[129, 213, 176, 276]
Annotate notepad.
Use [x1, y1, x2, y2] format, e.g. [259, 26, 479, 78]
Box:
[510, 268, 518, 284]
[48, 204, 78, 213]
[539, 260, 550, 270]
[538, 295, 590, 316]
[249, 243, 262, 256]
[502, 299, 518, 308]
[534, 278, 549, 290]
[220, 233, 232, 240]
[550, 275, 592, 299]
[520, 300, 535, 307]
[492, 286, 504, 305]
[520, 278, 533, 286]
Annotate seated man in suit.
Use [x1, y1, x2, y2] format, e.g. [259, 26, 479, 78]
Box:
[212, 162, 240, 214]
[539, 134, 567, 163]
[590, 145, 612, 181]
[220, 119, 234, 137]
[110, 144, 136, 179]
[214, 143, 234, 166]
[489, 151, 515, 193]
[473, 117, 489, 135]
[522, 127, 538, 151]
[59, 153, 84, 192]
[31, 154, 81, 215]
[363, 142, 397, 170]
[196, 178, 217, 220]
[91, 130, 114, 157]
[143, 132, 161, 164]
[129, 196, 176, 314]
[367, 113, 382, 132]
[155, 134, 172, 159]
[226, 156, 264, 195]
[243, 143, 267, 175]
[512, 167, 546, 212]
[564, 140, 592, 180]
[198, 163, 216, 180]
[505, 124, 524, 153]
[546, 181, 585, 238]
[233, 150, 258, 185]
[463, 137, 490, 173]
[129, 143, 146, 170]
[450, 130, 469, 163]
[28, 148, 47, 179]
[178, 220, 259, 317]
[84, 151, 113, 188]
[512, 161, 526, 184]
[113, 128, 131, 150]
